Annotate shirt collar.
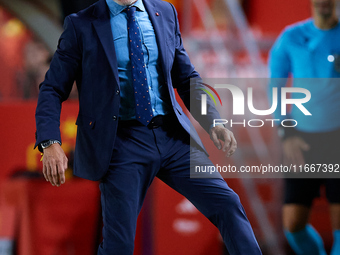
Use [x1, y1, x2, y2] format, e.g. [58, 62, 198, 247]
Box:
[105, 0, 145, 17]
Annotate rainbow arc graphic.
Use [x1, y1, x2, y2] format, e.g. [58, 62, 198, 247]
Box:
[200, 83, 222, 106]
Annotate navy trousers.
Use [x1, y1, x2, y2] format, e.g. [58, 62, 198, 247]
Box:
[97, 117, 262, 255]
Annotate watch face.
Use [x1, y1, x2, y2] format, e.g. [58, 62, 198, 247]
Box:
[41, 143, 48, 148]
[41, 140, 52, 148]
[42, 140, 60, 149]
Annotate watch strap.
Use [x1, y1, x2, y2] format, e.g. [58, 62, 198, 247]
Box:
[41, 140, 61, 149]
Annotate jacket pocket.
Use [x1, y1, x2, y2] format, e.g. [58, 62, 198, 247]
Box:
[75, 114, 96, 129]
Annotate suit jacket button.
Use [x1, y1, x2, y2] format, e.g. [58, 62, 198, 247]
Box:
[112, 116, 117, 120]
[116, 90, 120, 95]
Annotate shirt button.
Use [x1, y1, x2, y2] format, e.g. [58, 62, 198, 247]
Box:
[116, 90, 120, 95]
[112, 116, 117, 120]
[149, 86, 151, 89]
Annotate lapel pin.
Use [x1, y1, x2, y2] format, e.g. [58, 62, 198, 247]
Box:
[155, 12, 159, 16]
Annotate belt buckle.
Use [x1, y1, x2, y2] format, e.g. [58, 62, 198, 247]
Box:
[148, 120, 159, 129]
[148, 115, 165, 129]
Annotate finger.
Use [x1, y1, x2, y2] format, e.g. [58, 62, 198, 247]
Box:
[290, 147, 304, 166]
[283, 154, 289, 166]
[64, 156, 68, 171]
[227, 134, 237, 157]
[283, 148, 292, 165]
[221, 132, 231, 152]
[290, 152, 298, 166]
[58, 161, 66, 185]
[50, 161, 58, 186]
[284, 150, 294, 165]
[55, 165, 61, 187]
[210, 131, 222, 150]
[46, 163, 54, 186]
[42, 161, 48, 182]
[289, 146, 299, 165]
[295, 149, 305, 166]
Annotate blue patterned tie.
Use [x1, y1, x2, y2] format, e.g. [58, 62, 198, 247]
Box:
[126, 6, 153, 125]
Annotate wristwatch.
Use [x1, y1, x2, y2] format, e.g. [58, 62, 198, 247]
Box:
[41, 140, 61, 149]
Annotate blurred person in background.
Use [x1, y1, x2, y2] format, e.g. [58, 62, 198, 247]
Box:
[35, 0, 262, 254]
[268, 0, 340, 254]
[0, 8, 31, 100]
[16, 40, 50, 99]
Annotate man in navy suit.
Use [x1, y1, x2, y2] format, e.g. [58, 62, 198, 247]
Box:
[35, 0, 262, 254]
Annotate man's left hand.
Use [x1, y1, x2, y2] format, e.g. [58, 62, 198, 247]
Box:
[209, 125, 237, 157]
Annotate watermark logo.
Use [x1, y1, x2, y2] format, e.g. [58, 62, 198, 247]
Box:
[200, 83, 312, 128]
[200, 83, 222, 115]
[201, 84, 311, 116]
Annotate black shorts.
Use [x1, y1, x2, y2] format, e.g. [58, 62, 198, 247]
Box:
[284, 128, 340, 206]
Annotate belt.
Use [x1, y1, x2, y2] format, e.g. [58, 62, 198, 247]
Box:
[119, 113, 177, 129]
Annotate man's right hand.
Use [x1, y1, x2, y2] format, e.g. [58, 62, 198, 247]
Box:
[283, 136, 310, 166]
[42, 143, 68, 187]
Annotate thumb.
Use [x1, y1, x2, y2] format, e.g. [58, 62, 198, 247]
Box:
[210, 131, 222, 150]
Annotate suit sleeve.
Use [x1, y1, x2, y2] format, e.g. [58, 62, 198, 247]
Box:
[169, 4, 221, 132]
[35, 15, 81, 150]
[268, 29, 291, 122]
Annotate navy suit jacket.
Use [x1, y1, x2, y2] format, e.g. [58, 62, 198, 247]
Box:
[35, 0, 220, 181]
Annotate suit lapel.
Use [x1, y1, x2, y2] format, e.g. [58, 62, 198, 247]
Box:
[143, 0, 168, 81]
[92, 0, 120, 87]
